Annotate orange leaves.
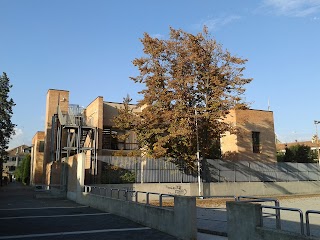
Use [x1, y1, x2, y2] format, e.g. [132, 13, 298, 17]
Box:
[117, 27, 253, 161]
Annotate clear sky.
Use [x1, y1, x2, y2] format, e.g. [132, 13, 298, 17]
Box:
[1, 0, 320, 149]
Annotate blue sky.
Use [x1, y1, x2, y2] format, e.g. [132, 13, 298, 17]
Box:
[1, 0, 320, 149]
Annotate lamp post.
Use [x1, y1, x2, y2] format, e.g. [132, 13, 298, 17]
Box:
[314, 120, 320, 165]
[195, 108, 202, 197]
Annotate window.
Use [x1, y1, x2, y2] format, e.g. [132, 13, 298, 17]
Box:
[39, 141, 45, 152]
[252, 131, 261, 153]
[9, 166, 16, 171]
[102, 127, 120, 150]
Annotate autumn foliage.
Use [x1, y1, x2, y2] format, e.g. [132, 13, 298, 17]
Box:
[114, 27, 252, 165]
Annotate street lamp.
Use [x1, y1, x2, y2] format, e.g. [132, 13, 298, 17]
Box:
[195, 108, 202, 197]
[314, 120, 320, 165]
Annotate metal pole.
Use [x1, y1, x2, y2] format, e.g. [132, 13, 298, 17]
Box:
[195, 108, 201, 196]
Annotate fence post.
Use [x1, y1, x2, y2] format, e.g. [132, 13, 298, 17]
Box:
[227, 202, 262, 240]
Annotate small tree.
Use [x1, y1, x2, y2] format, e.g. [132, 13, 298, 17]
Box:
[115, 27, 252, 166]
[14, 154, 31, 185]
[0, 73, 15, 186]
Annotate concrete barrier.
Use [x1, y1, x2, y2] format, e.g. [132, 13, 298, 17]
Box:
[94, 181, 320, 200]
[226, 201, 318, 240]
[75, 192, 197, 240]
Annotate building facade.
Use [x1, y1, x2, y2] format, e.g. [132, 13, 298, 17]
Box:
[3, 145, 31, 182]
[30, 131, 45, 185]
[220, 109, 277, 162]
[30, 89, 278, 186]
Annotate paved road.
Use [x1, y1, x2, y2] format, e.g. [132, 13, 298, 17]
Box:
[197, 194, 320, 239]
[0, 182, 178, 240]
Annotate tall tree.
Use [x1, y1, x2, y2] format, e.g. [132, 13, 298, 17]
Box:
[0, 72, 15, 186]
[115, 27, 252, 165]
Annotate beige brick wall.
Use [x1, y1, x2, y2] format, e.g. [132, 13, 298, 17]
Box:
[44, 90, 69, 171]
[31, 131, 45, 185]
[221, 109, 276, 162]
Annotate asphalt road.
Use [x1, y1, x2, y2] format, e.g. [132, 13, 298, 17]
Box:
[0, 182, 178, 240]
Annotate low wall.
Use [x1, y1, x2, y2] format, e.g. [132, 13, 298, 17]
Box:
[226, 202, 318, 240]
[94, 181, 320, 200]
[204, 181, 320, 196]
[74, 192, 197, 240]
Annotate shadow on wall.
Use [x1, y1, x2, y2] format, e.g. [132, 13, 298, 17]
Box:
[222, 115, 276, 162]
[201, 158, 320, 186]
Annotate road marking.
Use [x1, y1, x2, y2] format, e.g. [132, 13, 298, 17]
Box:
[0, 212, 111, 220]
[0, 227, 151, 239]
[0, 206, 89, 211]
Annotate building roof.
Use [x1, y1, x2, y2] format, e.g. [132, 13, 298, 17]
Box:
[276, 141, 318, 151]
[7, 145, 31, 156]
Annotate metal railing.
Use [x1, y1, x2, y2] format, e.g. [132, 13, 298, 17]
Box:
[83, 186, 320, 237]
[237, 196, 281, 229]
[83, 185, 174, 208]
[194, 195, 237, 201]
[306, 210, 320, 236]
[261, 205, 304, 235]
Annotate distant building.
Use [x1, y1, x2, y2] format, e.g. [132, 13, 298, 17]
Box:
[3, 145, 31, 182]
[276, 140, 319, 155]
[220, 109, 277, 162]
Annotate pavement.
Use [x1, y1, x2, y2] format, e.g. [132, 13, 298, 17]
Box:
[0, 182, 228, 240]
[0, 182, 177, 240]
[196, 194, 320, 239]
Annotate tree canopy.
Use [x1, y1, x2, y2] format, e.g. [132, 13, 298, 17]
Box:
[278, 144, 317, 163]
[0, 72, 15, 185]
[15, 154, 31, 184]
[115, 27, 252, 164]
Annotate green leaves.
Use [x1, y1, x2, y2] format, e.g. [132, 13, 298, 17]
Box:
[0, 72, 15, 162]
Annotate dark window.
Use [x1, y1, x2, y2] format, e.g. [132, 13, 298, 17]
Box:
[102, 127, 120, 150]
[9, 166, 16, 171]
[252, 131, 261, 153]
[39, 141, 45, 152]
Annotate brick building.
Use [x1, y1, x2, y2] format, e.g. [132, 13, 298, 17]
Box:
[30, 89, 277, 186]
[221, 109, 277, 162]
[31, 89, 140, 185]
[30, 131, 45, 185]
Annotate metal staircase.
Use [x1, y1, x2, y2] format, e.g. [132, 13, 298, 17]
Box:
[54, 104, 98, 180]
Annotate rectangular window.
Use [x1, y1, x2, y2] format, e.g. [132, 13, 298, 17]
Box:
[102, 127, 119, 150]
[39, 141, 45, 152]
[102, 127, 137, 150]
[252, 131, 260, 153]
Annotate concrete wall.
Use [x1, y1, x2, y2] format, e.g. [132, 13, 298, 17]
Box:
[93, 181, 320, 199]
[76, 193, 197, 240]
[95, 183, 200, 201]
[67, 152, 197, 240]
[203, 182, 320, 196]
[66, 153, 85, 201]
[227, 201, 318, 240]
